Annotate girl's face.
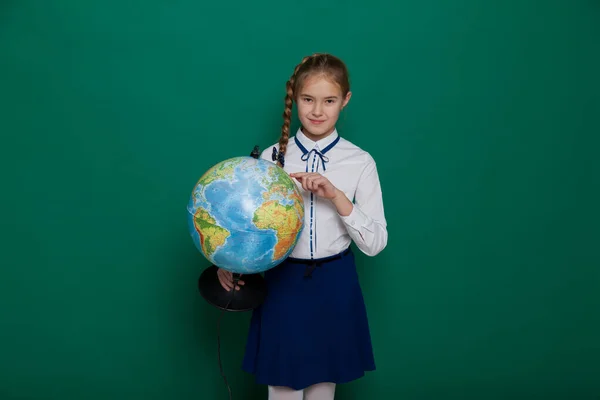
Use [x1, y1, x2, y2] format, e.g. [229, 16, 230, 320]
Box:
[296, 75, 351, 142]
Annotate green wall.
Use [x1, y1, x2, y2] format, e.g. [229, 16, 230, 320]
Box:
[1, 1, 598, 399]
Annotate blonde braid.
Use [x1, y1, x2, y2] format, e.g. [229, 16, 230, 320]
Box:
[276, 55, 313, 167]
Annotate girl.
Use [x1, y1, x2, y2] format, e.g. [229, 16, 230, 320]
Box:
[218, 53, 388, 399]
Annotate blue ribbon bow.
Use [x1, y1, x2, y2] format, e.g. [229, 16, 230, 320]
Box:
[271, 147, 285, 167]
[301, 149, 330, 171]
[294, 135, 340, 172]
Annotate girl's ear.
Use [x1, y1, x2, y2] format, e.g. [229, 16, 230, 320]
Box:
[342, 91, 352, 108]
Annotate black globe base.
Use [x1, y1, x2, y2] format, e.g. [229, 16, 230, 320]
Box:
[198, 265, 267, 312]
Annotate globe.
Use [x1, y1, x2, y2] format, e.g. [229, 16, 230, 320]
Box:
[187, 156, 305, 275]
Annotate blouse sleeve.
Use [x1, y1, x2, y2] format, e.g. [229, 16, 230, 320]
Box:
[339, 156, 388, 256]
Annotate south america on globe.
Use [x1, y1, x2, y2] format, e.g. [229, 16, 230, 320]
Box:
[187, 156, 305, 275]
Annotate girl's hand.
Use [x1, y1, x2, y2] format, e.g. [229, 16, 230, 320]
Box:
[289, 172, 354, 217]
[289, 172, 339, 200]
[217, 268, 244, 291]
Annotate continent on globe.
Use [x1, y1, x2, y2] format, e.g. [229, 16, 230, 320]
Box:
[253, 200, 303, 260]
[193, 207, 230, 257]
[187, 156, 305, 275]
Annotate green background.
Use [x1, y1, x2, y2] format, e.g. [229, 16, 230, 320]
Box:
[1, 1, 598, 399]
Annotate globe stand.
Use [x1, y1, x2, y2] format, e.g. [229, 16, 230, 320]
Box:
[198, 265, 267, 312]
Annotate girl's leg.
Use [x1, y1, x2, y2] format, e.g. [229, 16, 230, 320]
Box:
[303, 382, 336, 400]
[267, 385, 303, 400]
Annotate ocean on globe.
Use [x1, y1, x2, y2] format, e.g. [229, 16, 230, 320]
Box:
[187, 156, 305, 275]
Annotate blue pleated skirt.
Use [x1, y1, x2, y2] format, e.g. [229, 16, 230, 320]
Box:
[241, 247, 376, 390]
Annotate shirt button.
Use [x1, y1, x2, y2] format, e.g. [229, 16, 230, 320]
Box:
[351, 221, 355, 226]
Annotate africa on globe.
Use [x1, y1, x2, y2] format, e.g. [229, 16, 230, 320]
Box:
[187, 156, 304, 275]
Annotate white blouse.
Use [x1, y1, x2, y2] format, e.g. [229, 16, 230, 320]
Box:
[261, 128, 388, 260]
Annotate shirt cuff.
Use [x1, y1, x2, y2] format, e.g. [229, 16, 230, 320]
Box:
[339, 204, 368, 231]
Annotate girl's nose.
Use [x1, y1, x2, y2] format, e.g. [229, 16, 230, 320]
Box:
[312, 104, 323, 116]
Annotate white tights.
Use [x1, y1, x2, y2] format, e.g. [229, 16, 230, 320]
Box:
[267, 383, 336, 400]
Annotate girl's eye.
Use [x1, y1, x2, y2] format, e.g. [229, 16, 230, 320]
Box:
[303, 98, 312, 102]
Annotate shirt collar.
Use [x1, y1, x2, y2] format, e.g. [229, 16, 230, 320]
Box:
[294, 127, 339, 151]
